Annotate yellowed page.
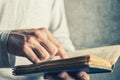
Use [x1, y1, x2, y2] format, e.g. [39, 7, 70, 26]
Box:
[67, 45, 120, 64]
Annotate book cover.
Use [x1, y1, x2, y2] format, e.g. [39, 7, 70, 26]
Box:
[12, 45, 120, 76]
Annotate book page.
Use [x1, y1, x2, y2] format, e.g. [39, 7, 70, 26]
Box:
[67, 45, 120, 64]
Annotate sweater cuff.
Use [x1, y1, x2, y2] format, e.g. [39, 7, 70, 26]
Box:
[0, 31, 15, 67]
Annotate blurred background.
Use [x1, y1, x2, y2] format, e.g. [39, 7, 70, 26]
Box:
[64, 0, 120, 80]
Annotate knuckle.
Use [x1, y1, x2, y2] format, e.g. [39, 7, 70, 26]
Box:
[40, 28, 48, 32]
[54, 47, 58, 53]
[33, 29, 48, 41]
[56, 42, 62, 48]
[43, 54, 50, 60]
[51, 47, 58, 56]
[23, 43, 28, 51]
[34, 30, 41, 36]
[27, 36, 35, 43]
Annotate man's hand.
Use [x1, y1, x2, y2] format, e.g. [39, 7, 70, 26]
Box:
[7, 28, 67, 63]
[45, 71, 90, 80]
[7, 28, 90, 80]
[59, 71, 90, 80]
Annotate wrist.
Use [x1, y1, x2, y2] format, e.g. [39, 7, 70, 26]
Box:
[0, 30, 15, 67]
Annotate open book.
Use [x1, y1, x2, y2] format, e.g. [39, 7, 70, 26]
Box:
[12, 45, 120, 75]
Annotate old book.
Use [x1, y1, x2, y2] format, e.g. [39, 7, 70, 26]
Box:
[12, 45, 120, 75]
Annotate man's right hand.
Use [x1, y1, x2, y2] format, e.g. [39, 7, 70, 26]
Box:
[7, 28, 68, 64]
[7, 28, 90, 80]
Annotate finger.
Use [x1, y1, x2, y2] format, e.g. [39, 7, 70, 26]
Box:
[40, 40, 58, 57]
[57, 47, 68, 59]
[58, 72, 74, 80]
[32, 43, 50, 61]
[32, 44, 50, 61]
[34, 28, 68, 59]
[27, 36, 50, 61]
[23, 43, 41, 64]
[33, 28, 48, 41]
[42, 28, 68, 59]
[77, 71, 90, 80]
[33, 29, 58, 57]
[41, 28, 61, 47]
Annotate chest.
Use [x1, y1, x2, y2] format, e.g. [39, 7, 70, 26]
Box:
[0, 0, 52, 30]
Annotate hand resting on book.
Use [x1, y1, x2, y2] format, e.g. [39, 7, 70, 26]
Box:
[8, 28, 90, 80]
[7, 28, 68, 63]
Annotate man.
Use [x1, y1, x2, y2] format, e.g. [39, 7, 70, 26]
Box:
[0, 0, 89, 80]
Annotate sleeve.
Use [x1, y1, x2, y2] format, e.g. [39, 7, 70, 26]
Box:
[0, 31, 15, 67]
[49, 0, 75, 52]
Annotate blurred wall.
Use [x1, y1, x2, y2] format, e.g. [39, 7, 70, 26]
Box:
[65, 0, 120, 49]
[64, 0, 120, 80]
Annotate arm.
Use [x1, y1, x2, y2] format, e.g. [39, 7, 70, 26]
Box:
[0, 28, 68, 67]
